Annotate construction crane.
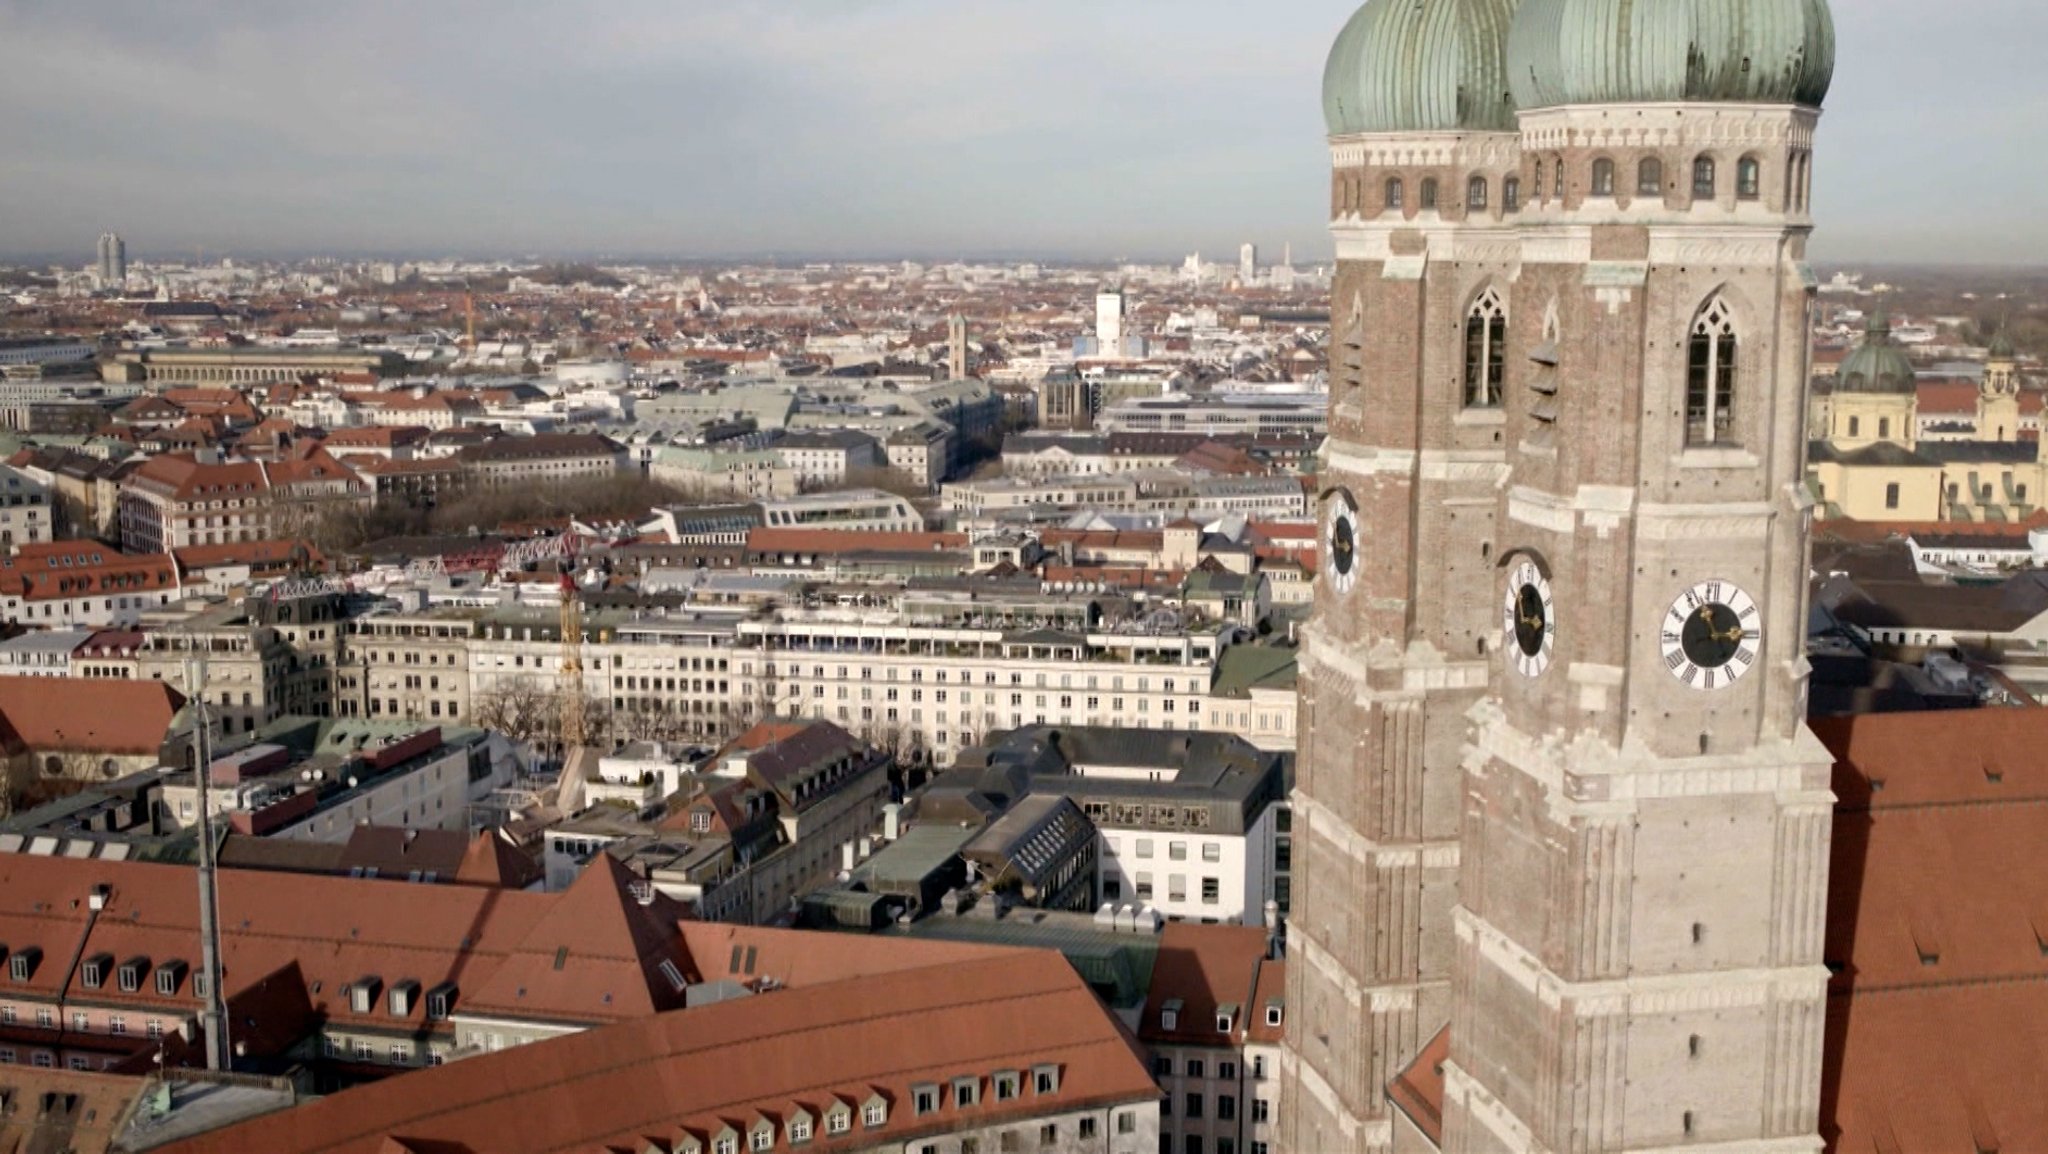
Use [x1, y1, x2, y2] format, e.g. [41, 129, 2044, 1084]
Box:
[558, 562, 587, 756]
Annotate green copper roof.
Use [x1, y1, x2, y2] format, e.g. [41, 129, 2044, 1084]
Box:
[1507, 0, 1835, 111]
[1989, 330, 2017, 360]
[1323, 0, 1521, 136]
[1837, 314, 1917, 397]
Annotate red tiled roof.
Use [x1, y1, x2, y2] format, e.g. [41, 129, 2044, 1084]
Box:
[159, 949, 1157, 1154]
[0, 543, 180, 604]
[1812, 710, 2048, 1153]
[1138, 922, 1272, 1048]
[1388, 1027, 1450, 1147]
[1915, 381, 1979, 416]
[463, 855, 697, 1025]
[0, 676, 183, 755]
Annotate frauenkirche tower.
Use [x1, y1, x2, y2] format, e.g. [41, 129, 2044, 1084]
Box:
[1279, 2, 1838, 1151]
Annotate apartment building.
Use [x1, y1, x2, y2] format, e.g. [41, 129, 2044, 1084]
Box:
[335, 610, 480, 723]
[157, 722, 509, 844]
[117, 451, 369, 552]
[770, 428, 882, 487]
[0, 629, 90, 677]
[957, 726, 1287, 926]
[0, 542, 183, 628]
[0, 465, 52, 552]
[550, 720, 892, 926]
[457, 432, 626, 487]
[649, 444, 800, 500]
[736, 591, 1231, 765]
[1140, 923, 1286, 1154]
[136, 595, 341, 738]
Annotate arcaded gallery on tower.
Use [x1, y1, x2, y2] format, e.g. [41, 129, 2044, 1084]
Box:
[1278, 3, 2036, 1153]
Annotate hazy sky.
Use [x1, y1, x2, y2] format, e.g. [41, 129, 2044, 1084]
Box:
[0, 0, 2037, 265]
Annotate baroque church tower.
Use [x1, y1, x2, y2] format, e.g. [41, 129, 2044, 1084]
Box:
[1281, 2, 1839, 1152]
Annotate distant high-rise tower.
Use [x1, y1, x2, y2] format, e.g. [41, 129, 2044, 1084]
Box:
[1095, 289, 1126, 356]
[947, 314, 970, 380]
[96, 232, 127, 286]
[1239, 243, 1258, 285]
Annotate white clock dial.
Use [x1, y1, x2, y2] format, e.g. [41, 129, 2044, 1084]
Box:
[1661, 580, 1762, 691]
[1501, 559, 1556, 678]
[1325, 499, 1360, 596]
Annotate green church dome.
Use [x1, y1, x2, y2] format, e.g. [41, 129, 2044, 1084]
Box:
[1323, 0, 1521, 136]
[1989, 330, 2017, 360]
[1837, 315, 1917, 397]
[1507, 0, 1835, 112]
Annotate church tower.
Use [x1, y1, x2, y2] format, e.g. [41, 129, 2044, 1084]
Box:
[1449, 0, 1839, 1148]
[1285, 2, 1840, 1152]
[1280, 2, 1519, 1149]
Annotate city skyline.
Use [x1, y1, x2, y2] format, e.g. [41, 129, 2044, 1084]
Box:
[1, 0, 2041, 266]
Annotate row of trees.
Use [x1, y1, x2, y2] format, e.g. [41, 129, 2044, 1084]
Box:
[299, 474, 706, 557]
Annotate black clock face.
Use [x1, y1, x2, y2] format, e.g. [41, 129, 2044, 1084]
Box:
[1331, 516, 1356, 576]
[1662, 581, 1762, 690]
[1514, 583, 1547, 658]
[1681, 602, 1746, 669]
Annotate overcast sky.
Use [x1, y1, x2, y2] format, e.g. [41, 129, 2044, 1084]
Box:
[0, 0, 2036, 266]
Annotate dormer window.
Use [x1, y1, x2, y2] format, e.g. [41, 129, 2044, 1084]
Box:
[748, 1120, 772, 1151]
[1216, 1004, 1237, 1034]
[1265, 1002, 1284, 1028]
[1159, 997, 1182, 1032]
[953, 1076, 980, 1108]
[118, 957, 149, 993]
[1033, 1064, 1060, 1095]
[389, 979, 420, 1018]
[788, 1114, 813, 1145]
[826, 1105, 851, 1135]
[426, 982, 457, 1020]
[912, 1084, 940, 1116]
[80, 953, 112, 990]
[993, 1071, 1020, 1101]
[350, 976, 382, 1015]
[863, 1098, 887, 1128]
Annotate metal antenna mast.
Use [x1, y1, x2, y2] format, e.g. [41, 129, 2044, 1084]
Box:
[183, 656, 230, 1071]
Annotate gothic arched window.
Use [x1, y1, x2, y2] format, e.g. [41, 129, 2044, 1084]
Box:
[1693, 156, 1718, 198]
[1591, 159, 1616, 197]
[1467, 176, 1488, 211]
[1419, 178, 1439, 210]
[1503, 176, 1521, 213]
[1737, 156, 1762, 200]
[1686, 297, 1739, 446]
[1385, 177, 1404, 213]
[1553, 155, 1565, 199]
[1532, 159, 1544, 200]
[1638, 157, 1664, 196]
[1464, 288, 1508, 409]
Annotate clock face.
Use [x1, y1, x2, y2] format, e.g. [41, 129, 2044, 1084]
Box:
[1326, 500, 1360, 596]
[1661, 581, 1762, 691]
[1501, 560, 1556, 677]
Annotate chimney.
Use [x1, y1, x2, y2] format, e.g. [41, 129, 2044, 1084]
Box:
[858, 837, 873, 860]
[840, 842, 856, 873]
[883, 803, 901, 841]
